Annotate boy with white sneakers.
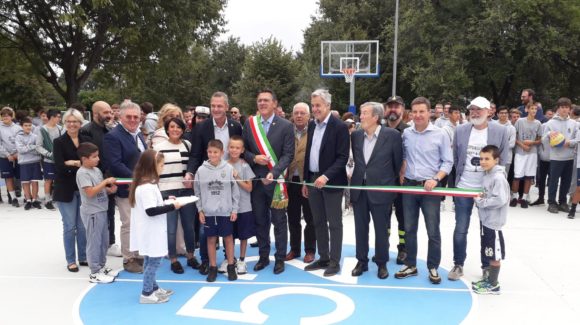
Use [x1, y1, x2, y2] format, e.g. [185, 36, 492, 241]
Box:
[75, 142, 119, 283]
[510, 103, 541, 208]
[227, 135, 256, 275]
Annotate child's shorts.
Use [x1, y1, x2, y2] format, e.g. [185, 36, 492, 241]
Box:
[234, 211, 256, 240]
[0, 158, 19, 179]
[204, 216, 234, 237]
[480, 223, 505, 262]
[513, 153, 537, 179]
[19, 162, 42, 183]
[42, 161, 56, 180]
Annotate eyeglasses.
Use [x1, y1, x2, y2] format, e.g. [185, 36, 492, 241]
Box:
[231, 111, 239, 115]
[65, 120, 80, 124]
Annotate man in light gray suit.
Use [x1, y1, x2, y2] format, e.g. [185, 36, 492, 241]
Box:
[449, 96, 509, 282]
[350, 102, 403, 279]
[243, 88, 294, 275]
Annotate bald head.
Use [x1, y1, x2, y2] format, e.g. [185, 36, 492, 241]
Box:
[92, 101, 112, 126]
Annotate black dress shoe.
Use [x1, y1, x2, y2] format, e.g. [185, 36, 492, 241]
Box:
[199, 261, 209, 275]
[250, 241, 259, 248]
[304, 259, 329, 271]
[378, 264, 389, 279]
[323, 262, 341, 277]
[273, 260, 285, 274]
[351, 261, 368, 276]
[253, 258, 270, 271]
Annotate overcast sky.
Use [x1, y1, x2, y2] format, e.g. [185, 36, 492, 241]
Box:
[219, 0, 319, 52]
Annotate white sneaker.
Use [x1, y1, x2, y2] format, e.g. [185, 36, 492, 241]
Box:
[154, 287, 174, 298]
[140, 293, 169, 304]
[218, 259, 228, 273]
[102, 266, 120, 277]
[236, 260, 247, 274]
[89, 271, 115, 284]
[107, 244, 122, 257]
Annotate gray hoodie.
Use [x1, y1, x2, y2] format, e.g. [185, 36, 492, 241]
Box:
[542, 114, 577, 161]
[194, 160, 240, 216]
[35, 124, 63, 163]
[475, 165, 509, 230]
[16, 132, 41, 164]
[0, 122, 22, 158]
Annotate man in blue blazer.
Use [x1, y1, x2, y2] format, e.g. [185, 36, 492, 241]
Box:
[103, 100, 147, 273]
[449, 96, 509, 282]
[303, 89, 349, 277]
[350, 102, 403, 279]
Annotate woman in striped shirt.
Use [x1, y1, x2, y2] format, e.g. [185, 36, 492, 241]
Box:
[153, 117, 199, 273]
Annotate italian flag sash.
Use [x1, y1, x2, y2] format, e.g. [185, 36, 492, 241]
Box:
[248, 115, 289, 209]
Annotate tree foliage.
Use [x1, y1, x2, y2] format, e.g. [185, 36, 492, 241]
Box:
[301, 0, 580, 111]
[233, 37, 301, 114]
[0, 0, 225, 106]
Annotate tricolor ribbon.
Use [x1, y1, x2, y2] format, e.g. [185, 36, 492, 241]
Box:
[248, 115, 288, 209]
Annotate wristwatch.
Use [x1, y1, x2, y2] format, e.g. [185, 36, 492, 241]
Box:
[431, 176, 441, 182]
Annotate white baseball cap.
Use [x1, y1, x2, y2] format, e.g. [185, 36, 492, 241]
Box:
[195, 106, 210, 116]
[468, 96, 490, 110]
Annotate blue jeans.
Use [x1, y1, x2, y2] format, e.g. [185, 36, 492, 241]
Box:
[402, 192, 441, 269]
[142, 256, 162, 295]
[56, 191, 87, 265]
[164, 189, 197, 258]
[453, 196, 474, 266]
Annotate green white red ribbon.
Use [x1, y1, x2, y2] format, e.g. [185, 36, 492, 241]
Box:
[115, 178, 480, 198]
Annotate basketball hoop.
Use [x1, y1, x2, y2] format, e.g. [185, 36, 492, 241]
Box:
[341, 68, 357, 83]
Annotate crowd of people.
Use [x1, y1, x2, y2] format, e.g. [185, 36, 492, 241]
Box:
[0, 87, 577, 302]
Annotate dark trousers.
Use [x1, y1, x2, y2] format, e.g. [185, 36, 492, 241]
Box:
[251, 181, 288, 261]
[548, 160, 574, 204]
[402, 183, 441, 269]
[308, 181, 343, 264]
[537, 160, 550, 200]
[287, 176, 316, 255]
[107, 193, 116, 245]
[353, 191, 393, 265]
[389, 193, 405, 246]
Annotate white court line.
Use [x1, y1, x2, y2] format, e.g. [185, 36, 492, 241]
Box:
[0, 274, 471, 292]
[73, 283, 95, 325]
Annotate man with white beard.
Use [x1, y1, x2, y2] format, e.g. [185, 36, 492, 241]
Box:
[447, 97, 510, 282]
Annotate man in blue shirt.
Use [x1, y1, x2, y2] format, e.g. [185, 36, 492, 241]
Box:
[394, 97, 453, 285]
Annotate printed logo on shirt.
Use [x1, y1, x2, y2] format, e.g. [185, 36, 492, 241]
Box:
[208, 180, 224, 196]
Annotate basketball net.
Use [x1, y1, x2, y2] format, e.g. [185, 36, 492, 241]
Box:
[341, 68, 356, 83]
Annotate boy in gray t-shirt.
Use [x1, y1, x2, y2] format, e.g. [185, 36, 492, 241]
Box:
[75, 143, 118, 284]
[511, 103, 542, 207]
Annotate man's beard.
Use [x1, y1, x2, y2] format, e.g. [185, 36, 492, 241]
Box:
[471, 115, 487, 126]
[387, 112, 400, 121]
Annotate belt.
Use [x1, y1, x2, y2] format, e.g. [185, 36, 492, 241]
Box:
[404, 178, 428, 186]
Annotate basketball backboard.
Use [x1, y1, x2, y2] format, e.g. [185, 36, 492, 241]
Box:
[320, 40, 380, 78]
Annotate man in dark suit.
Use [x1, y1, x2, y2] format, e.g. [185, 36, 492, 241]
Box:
[103, 100, 147, 273]
[303, 89, 349, 277]
[242, 89, 294, 274]
[186, 92, 243, 175]
[184, 92, 243, 274]
[80, 101, 120, 257]
[350, 102, 403, 279]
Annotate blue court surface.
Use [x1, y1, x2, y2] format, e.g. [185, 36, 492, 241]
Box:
[1, 193, 580, 324]
[78, 246, 473, 325]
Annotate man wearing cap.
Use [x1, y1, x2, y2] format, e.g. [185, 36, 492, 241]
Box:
[185, 92, 242, 274]
[394, 97, 452, 284]
[194, 106, 210, 125]
[448, 96, 509, 282]
[383, 95, 409, 264]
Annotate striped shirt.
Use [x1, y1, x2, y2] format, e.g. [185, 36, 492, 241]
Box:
[153, 139, 191, 191]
